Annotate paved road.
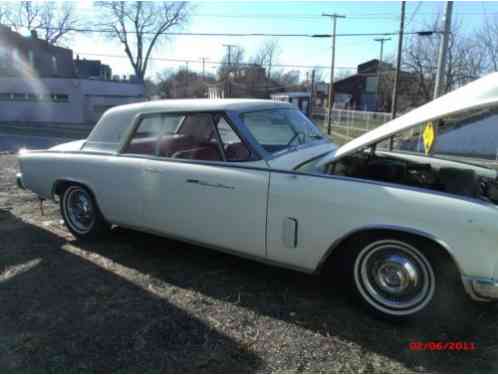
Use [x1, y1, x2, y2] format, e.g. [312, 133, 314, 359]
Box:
[0, 133, 70, 153]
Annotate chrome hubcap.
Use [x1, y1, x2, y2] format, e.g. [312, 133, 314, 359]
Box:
[354, 240, 435, 315]
[375, 254, 419, 294]
[64, 187, 95, 233]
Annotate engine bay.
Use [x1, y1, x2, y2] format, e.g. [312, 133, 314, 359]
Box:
[325, 151, 498, 204]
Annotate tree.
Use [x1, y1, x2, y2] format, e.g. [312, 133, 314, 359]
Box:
[0, 1, 80, 45]
[217, 46, 245, 79]
[252, 39, 280, 80]
[402, 17, 485, 104]
[157, 68, 213, 99]
[477, 15, 498, 72]
[95, 1, 190, 81]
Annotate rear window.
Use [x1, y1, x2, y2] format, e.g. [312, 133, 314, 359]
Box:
[84, 111, 133, 152]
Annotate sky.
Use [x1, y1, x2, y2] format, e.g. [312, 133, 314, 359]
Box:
[68, 1, 498, 82]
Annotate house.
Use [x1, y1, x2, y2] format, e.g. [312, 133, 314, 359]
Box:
[75, 57, 112, 80]
[332, 59, 419, 113]
[0, 25, 75, 78]
[271, 92, 311, 116]
[331, 59, 390, 112]
[0, 25, 145, 126]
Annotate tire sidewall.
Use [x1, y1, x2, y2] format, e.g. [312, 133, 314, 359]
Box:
[60, 184, 106, 240]
[351, 236, 437, 319]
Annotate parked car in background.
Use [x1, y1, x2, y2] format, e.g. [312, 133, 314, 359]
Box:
[17, 73, 498, 319]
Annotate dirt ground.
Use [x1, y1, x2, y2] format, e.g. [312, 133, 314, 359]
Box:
[2, 153, 498, 373]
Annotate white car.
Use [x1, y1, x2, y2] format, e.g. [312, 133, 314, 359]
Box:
[16, 73, 498, 319]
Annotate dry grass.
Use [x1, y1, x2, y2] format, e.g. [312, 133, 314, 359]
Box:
[2, 154, 498, 373]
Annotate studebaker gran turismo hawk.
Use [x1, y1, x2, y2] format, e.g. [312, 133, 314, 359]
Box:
[17, 73, 498, 319]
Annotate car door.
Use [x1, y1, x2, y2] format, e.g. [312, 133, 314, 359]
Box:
[126, 112, 269, 258]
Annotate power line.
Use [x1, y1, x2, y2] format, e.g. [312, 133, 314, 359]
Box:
[17, 26, 430, 39]
[189, 11, 498, 19]
[77, 52, 361, 70]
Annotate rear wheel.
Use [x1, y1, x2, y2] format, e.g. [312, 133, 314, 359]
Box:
[60, 184, 109, 240]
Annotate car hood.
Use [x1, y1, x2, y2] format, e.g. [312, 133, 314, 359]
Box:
[316, 72, 498, 167]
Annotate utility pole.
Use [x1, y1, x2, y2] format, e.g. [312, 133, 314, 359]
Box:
[310, 69, 316, 118]
[223, 44, 237, 98]
[433, 1, 453, 99]
[390, 1, 406, 151]
[391, 1, 406, 120]
[374, 37, 391, 111]
[322, 13, 346, 135]
[201, 57, 206, 80]
[184, 61, 189, 97]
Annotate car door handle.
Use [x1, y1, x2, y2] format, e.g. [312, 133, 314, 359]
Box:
[186, 179, 234, 190]
[145, 168, 160, 174]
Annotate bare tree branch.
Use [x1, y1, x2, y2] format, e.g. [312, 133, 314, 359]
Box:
[95, 1, 190, 80]
[252, 39, 280, 80]
[2, 1, 80, 45]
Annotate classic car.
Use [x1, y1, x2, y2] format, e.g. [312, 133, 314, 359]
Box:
[16, 73, 498, 319]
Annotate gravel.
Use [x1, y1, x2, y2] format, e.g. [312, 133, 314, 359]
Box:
[2, 154, 498, 373]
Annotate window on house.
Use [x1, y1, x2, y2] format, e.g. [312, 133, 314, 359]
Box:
[28, 50, 34, 66]
[52, 94, 69, 102]
[51, 56, 57, 74]
[0, 47, 9, 70]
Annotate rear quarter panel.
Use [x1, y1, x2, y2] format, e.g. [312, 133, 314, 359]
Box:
[18, 152, 146, 227]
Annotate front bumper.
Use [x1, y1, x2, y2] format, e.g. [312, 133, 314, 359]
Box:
[463, 276, 498, 301]
[16, 173, 25, 190]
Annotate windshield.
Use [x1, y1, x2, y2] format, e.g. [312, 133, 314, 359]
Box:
[240, 108, 324, 154]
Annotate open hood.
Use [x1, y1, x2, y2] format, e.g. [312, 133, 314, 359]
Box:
[317, 72, 498, 167]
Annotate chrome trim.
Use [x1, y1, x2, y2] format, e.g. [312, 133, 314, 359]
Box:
[117, 110, 265, 162]
[462, 276, 498, 301]
[28, 148, 498, 208]
[16, 173, 25, 189]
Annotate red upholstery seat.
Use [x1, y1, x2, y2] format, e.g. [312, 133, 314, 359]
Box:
[158, 134, 196, 157]
[173, 144, 222, 161]
[225, 142, 250, 161]
[126, 137, 157, 155]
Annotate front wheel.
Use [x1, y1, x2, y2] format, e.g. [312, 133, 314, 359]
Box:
[352, 238, 436, 319]
[60, 184, 109, 240]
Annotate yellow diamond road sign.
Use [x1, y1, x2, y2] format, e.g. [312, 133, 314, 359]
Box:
[423, 121, 436, 155]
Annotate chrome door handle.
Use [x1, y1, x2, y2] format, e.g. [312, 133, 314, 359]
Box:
[145, 168, 160, 173]
[186, 179, 234, 190]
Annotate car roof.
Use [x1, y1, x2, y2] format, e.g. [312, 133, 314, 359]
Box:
[84, 98, 296, 154]
[105, 98, 294, 117]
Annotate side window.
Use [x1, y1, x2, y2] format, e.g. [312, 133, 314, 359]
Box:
[216, 117, 251, 162]
[158, 113, 224, 161]
[125, 114, 183, 155]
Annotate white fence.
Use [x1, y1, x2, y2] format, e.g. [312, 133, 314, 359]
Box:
[314, 109, 393, 142]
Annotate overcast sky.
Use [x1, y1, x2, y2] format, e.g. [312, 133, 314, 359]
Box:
[67, 1, 498, 81]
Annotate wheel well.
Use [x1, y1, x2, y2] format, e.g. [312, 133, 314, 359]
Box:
[53, 180, 97, 204]
[53, 180, 72, 197]
[318, 228, 459, 277]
